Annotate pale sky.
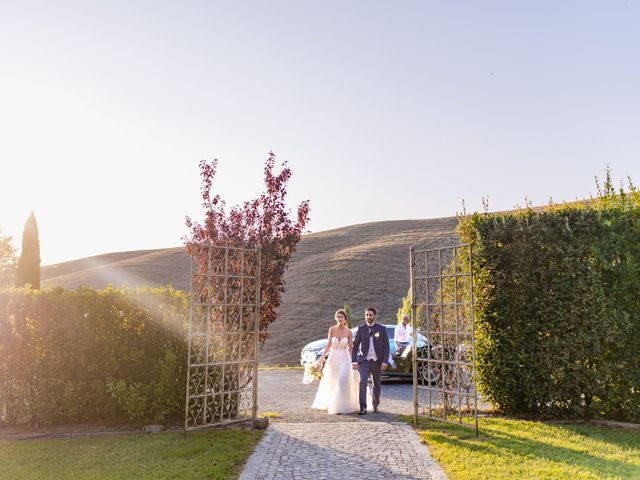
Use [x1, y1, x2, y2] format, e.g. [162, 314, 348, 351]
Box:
[2, 1, 639, 265]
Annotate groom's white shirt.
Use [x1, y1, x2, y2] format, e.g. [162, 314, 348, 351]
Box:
[365, 322, 378, 361]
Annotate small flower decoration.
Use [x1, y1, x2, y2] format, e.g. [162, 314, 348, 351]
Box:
[374, 332, 380, 339]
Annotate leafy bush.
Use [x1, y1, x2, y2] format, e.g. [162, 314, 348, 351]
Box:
[459, 194, 640, 421]
[0, 229, 16, 288]
[396, 287, 411, 325]
[185, 152, 310, 342]
[0, 286, 188, 426]
[107, 349, 182, 425]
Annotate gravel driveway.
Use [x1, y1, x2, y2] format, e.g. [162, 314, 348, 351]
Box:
[258, 369, 415, 423]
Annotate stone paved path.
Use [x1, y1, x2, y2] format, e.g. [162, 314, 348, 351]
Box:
[239, 370, 448, 479]
[240, 422, 446, 480]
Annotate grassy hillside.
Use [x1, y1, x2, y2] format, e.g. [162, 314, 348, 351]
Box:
[42, 248, 191, 291]
[42, 217, 459, 365]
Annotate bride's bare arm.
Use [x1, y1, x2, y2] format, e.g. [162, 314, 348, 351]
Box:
[320, 326, 333, 362]
[348, 330, 353, 356]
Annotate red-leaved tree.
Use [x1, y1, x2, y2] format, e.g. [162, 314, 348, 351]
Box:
[185, 152, 310, 342]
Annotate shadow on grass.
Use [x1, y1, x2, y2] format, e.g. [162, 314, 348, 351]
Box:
[0, 428, 264, 480]
[412, 418, 640, 479]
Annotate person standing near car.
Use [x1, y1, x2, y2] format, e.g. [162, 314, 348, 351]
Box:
[352, 307, 389, 415]
[394, 314, 412, 355]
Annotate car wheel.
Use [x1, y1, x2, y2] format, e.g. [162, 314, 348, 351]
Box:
[417, 361, 438, 386]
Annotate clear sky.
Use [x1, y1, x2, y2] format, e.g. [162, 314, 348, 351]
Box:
[2, 1, 639, 265]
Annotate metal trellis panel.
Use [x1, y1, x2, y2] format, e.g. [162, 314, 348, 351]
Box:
[185, 243, 261, 431]
[411, 243, 478, 436]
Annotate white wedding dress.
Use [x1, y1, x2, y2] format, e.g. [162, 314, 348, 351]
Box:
[311, 337, 361, 414]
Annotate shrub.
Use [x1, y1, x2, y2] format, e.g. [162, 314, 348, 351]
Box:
[107, 349, 182, 425]
[459, 198, 640, 421]
[0, 286, 188, 426]
[185, 152, 310, 342]
[396, 287, 411, 325]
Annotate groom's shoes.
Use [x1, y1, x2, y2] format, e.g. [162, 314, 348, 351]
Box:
[358, 408, 367, 415]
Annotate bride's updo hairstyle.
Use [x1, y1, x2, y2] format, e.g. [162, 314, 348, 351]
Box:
[334, 309, 347, 325]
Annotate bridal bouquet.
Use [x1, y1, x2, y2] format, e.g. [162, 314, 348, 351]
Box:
[302, 359, 324, 384]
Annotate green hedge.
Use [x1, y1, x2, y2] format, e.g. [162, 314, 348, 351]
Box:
[0, 286, 188, 426]
[459, 204, 640, 421]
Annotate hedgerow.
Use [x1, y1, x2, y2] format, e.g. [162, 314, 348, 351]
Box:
[0, 286, 188, 426]
[459, 187, 640, 421]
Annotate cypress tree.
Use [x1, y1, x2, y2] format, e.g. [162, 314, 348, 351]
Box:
[344, 303, 352, 329]
[15, 212, 41, 289]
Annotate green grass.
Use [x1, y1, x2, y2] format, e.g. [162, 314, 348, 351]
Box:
[0, 428, 263, 480]
[407, 416, 640, 480]
[258, 365, 303, 370]
[261, 411, 282, 419]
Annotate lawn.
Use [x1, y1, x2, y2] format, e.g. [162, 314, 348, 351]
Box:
[0, 427, 263, 480]
[410, 416, 640, 480]
[258, 365, 304, 370]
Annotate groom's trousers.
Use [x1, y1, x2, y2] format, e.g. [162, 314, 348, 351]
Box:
[358, 360, 382, 410]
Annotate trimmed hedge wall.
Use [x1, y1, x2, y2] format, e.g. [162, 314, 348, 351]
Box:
[0, 286, 188, 426]
[459, 205, 640, 421]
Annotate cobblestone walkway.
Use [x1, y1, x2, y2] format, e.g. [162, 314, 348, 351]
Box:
[240, 422, 445, 480]
[239, 370, 447, 479]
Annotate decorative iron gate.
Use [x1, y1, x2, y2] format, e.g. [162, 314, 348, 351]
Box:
[185, 244, 261, 431]
[410, 244, 478, 435]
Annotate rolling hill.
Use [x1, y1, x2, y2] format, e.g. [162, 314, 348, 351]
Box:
[42, 217, 460, 365]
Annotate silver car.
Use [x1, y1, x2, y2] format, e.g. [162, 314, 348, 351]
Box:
[300, 324, 427, 379]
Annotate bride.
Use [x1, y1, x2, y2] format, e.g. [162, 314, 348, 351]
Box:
[311, 309, 360, 414]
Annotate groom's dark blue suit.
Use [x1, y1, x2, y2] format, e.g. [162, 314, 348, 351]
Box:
[352, 322, 390, 411]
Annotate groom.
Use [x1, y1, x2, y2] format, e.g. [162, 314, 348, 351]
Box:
[352, 307, 390, 415]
